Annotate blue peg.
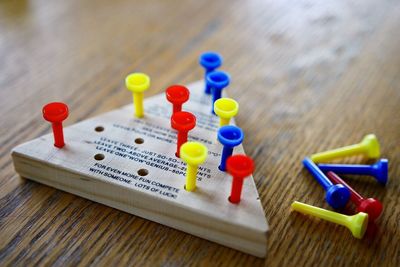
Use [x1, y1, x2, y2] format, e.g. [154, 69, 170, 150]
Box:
[218, 125, 244, 171]
[303, 157, 351, 209]
[206, 71, 230, 114]
[199, 52, 223, 94]
[318, 158, 388, 185]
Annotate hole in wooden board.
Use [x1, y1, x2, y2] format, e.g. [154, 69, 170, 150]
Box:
[137, 169, 148, 176]
[95, 126, 104, 132]
[94, 154, 105, 161]
[135, 138, 144, 144]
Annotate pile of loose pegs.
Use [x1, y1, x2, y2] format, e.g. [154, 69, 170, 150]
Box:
[292, 134, 388, 239]
[41, 52, 255, 205]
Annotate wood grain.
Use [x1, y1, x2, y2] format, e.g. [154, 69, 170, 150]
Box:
[1, 0, 399, 266]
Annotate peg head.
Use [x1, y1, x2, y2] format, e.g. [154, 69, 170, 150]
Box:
[326, 184, 351, 209]
[226, 155, 254, 179]
[199, 52, 222, 70]
[357, 198, 383, 221]
[214, 98, 239, 120]
[171, 111, 196, 132]
[125, 73, 150, 93]
[348, 212, 369, 239]
[166, 85, 189, 106]
[360, 134, 380, 159]
[217, 125, 244, 148]
[180, 142, 208, 166]
[372, 158, 388, 185]
[206, 71, 230, 91]
[42, 102, 69, 123]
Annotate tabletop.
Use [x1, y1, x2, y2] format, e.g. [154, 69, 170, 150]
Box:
[0, 0, 399, 266]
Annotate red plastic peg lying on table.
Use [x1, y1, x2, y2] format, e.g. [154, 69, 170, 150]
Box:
[171, 111, 196, 157]
[326, 171, 383, 220]
[226, 155, 254, 204]
[42, 102, 69, 148]
[166, 85, 190, 115]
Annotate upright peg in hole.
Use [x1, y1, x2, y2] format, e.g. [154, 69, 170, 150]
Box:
[171, 111, 196, 158]
[42, 102, 69, 148]
[199, 52, 223, 94]
[125, 73, 150, 118]
[207, 71, 230, 114]
[180, 142, 208, 192]
[214, 98, 239, 127]
[217, 125, 244, 171]
[166, 85, 189, 116]
[226, 154, 254, 204]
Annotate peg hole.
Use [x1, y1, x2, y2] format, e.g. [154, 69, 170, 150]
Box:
[95, 126, 104, 132]
[94, 154, 105, 161]
[137, 168, 148, 176]
[135, 138, 144, 144]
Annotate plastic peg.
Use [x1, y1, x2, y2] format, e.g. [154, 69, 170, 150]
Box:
[206, 71, 230, 114]
[42, 102, 69, 148]
[326, 171, 383, 220]
[214, 98, 239, 127]
[318, 159, 389, 185]
[217, 125, 244, 171]
[291, 201, 369, 239]
[311, 134, 380, 163]
[171, 111, 196, 158]
[303, 157, 350, 209]
[125, 73, 150, 118]
[199, 52, 223, 94]
[180, 142, 208, 191]
[166, 85, 190, 115]
[226, 155, 254, 204]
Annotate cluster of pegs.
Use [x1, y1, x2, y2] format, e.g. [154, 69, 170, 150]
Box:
[40, 52, 254, 205]
[292, 134, 388, 239]
[158, 52, 254, 204]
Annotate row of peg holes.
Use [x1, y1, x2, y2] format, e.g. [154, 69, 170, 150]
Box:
[93, 126, 148, 176]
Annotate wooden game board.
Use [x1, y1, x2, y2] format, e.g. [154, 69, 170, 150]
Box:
[11, 80, 268, 257]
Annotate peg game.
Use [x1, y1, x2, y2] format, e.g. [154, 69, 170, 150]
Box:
[11, 52, 269, 257]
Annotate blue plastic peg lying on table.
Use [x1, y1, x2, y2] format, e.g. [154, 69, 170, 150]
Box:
[302, 157, 351, 209]
[318, 158, 389, 185]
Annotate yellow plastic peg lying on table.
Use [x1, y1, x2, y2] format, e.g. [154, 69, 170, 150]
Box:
[291, 201, 369, 239]
[311, 134, 380, 163]
[125, 73, 150, 118]
[180, 142, 208, 192]
[214, 98, 239, 127]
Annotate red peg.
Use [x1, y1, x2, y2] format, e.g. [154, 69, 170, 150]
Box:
[171, 111, 196, 157]
[226, 155, 254, 204]
[166, 85, 190, 115]
[327, 171, 383, 220]
[42, 102, 69, 148]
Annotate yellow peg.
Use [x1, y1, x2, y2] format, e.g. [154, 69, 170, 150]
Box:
[125, 73, 150, 118]
[291, 201, 368, 239]
[214, 98, 239, 127]
[180, 142, 208, 192]
[311, 134, 380, 163]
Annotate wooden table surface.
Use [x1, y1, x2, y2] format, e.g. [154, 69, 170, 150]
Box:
[1, 0, 399, 266]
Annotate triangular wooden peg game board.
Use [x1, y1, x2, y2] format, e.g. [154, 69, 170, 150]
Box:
[11, 80, 269, 257]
